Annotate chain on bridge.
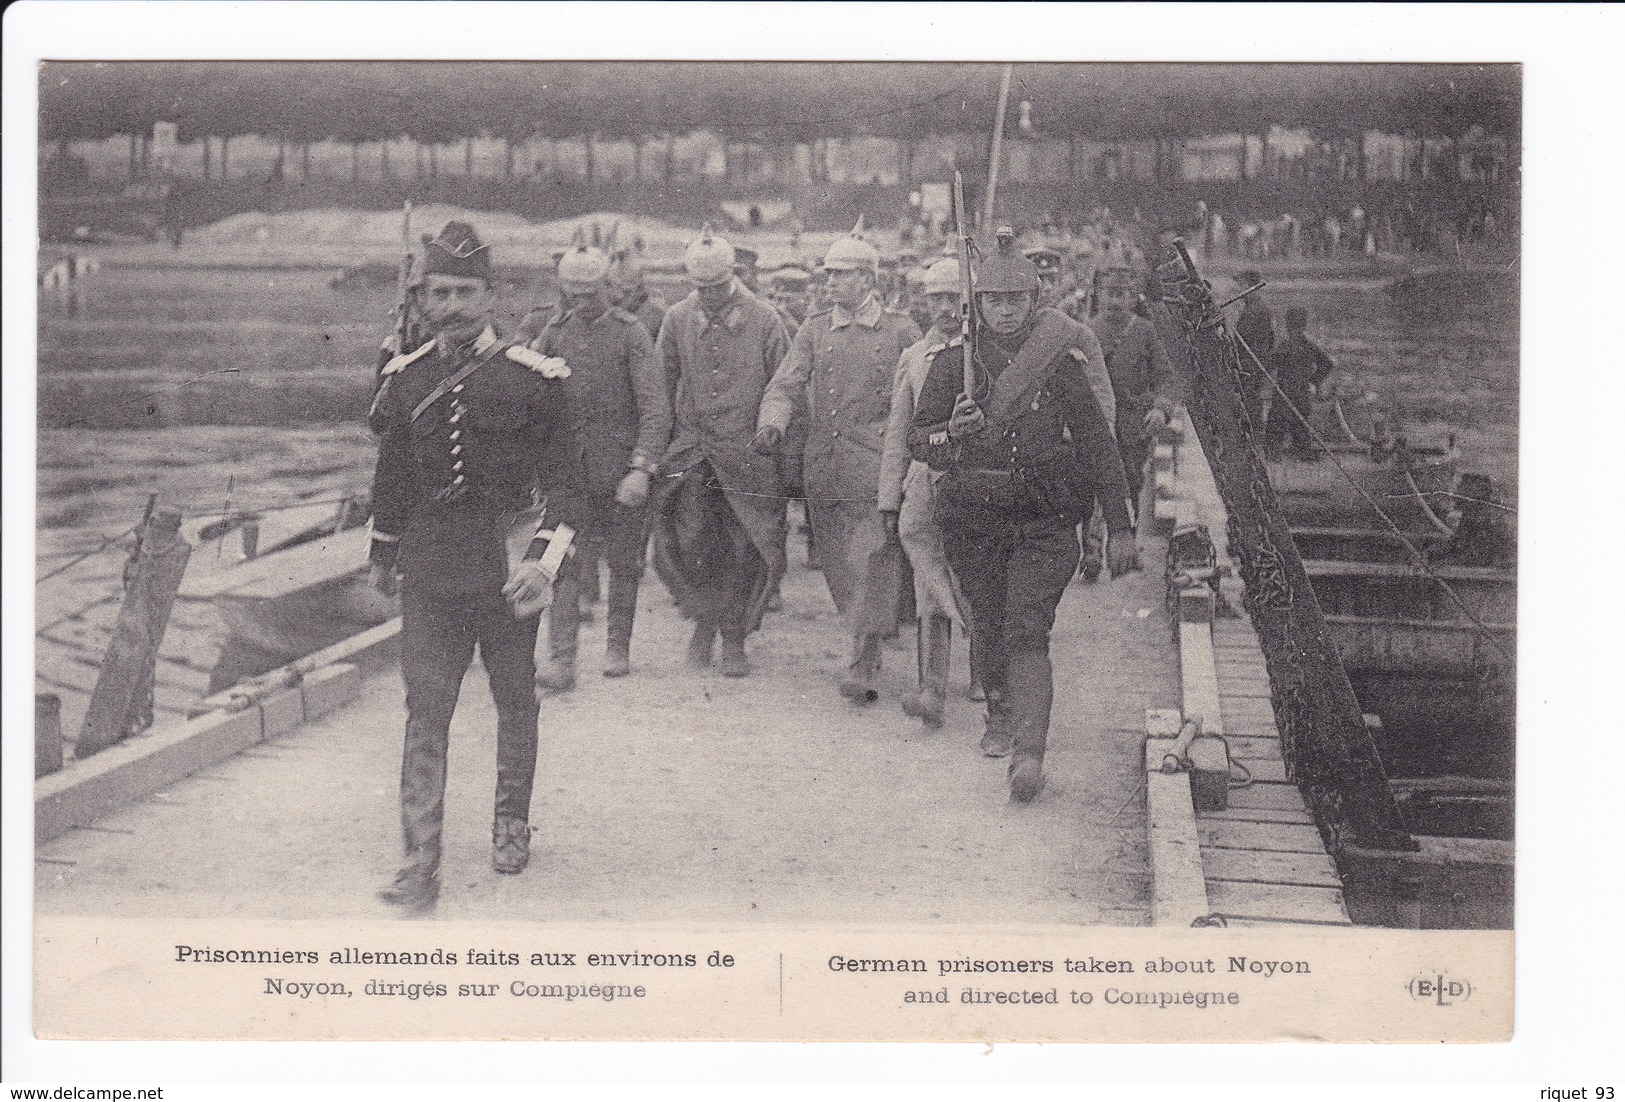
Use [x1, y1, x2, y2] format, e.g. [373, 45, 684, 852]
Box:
[1147, 238, 1415, 855]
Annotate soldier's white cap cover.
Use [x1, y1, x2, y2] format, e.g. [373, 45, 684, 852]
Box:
[684, 223, 736, 287]
[920, 257, 962, 296]
[821, 216, 880, 273]
[558, 227, 611, 283]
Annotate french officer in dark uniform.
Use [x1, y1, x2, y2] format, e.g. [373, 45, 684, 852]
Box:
[908, 232, 1137, 802]
[368, 220, 587, 909]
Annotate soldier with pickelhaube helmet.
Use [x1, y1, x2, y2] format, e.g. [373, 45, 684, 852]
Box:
[368, 220, 588, 909]
[649, 223, 791, 677]
[531, 231, 671, 690]
[607, 247, 668, 344]
[753, 219, 921, 703]
[907, 230, 1137, 803]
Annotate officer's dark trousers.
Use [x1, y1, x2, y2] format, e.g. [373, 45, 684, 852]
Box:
[547, 495, 649, 665]
[398, 585, 541, 877]
[939, 506, 1081, 760]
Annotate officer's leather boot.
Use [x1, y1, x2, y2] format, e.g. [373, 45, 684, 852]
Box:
[718, 631, 750, 678]
[838, 633, 882, 703]
[603, 571, 638, 678]
[377, 849, 440, 911]
[901, 615, 951, 727]
[491, 816, 533, 875]
[686, 622, 716, 668]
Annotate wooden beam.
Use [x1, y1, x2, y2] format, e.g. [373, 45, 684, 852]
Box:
[77, 505, 192, 757]
[1144, 710, 1211, 927]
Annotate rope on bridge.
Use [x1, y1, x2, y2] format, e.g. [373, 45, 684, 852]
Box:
[1233, 330, 1512, 663]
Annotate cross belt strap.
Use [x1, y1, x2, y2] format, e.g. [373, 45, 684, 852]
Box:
[410, 345, 504, 424]
[980, 309, 1080, 433]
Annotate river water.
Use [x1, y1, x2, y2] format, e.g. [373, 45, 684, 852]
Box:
[37, 264, 1519, 531]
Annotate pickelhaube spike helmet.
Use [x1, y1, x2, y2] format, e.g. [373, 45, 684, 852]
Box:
[557, 225, 611, 284]
[821, 215, 880, 273]
[920, 257, 962, 297]
[971, 226, 1040, 294]
[419, 220, 491, 281]
[607, 246, 645, 290]
[684, 222, 736, 287]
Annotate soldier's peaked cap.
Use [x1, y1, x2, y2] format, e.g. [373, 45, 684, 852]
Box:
[420, 221, 491, 280]
[1023, 245, 1064, 273]
[767, 265, 812, 289]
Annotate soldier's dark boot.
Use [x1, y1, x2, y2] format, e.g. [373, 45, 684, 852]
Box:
[378, 848, 440, 911]
[1005, 649, 1053, 802]
[603, 570, 638, 679]
[539, 548, 582, 693]
[838, 633, 882, 703]
[491, 816, 533, 875]
[901, 615, 951, 728]
[979, 689, 1013, 758]
[718, 630, 750, 678]
[686, 622, 716, 668]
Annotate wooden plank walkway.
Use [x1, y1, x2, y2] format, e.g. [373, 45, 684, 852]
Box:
[1159, 413, 1353, 927]
[36, 501, 374, 753]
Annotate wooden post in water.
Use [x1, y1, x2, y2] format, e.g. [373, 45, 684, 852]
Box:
[76, 501, 193, 758]
[36, 694, 63, 778]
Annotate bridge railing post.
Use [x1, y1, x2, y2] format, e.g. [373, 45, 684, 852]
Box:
[76, 499, 193, 758]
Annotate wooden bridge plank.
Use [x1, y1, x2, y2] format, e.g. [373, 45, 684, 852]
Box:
[1202, 847, 1343, 889]
[1225, 782, 1313, 813]
[1199, 806, 1316, 826]
[1198, 821, 1329, 854]
[1232, 757, 1288, 783]
[1206, 880, 1352, 925]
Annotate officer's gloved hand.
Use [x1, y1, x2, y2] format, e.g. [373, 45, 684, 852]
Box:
[368, 564, 399, 598]
[615, 469, 652, 508]
[948, 392, 987, 440]
[880, 509, 900, 545]
[749, 425, 783, 456]
[501, 560, 553, 614]
[1106, 532, 1141, 578]
[1142, 406, 1170, 434]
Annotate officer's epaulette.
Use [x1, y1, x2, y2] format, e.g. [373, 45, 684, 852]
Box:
[381, 340, 436, 376]
[1067, 347, 1091, 362]
[505, 344, 571, 378]
[608, 306, 638, 324]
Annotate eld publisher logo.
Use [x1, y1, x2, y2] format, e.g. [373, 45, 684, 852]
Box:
[1408, 974, 1474, 1006]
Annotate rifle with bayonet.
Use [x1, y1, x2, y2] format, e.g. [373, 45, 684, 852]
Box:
[389, 200, 420, 361]
[952, 171, 980, 400]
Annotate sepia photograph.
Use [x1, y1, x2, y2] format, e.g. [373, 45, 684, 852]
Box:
[13, 3, 1611, 1077]
[30, 55, 1517, 928]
